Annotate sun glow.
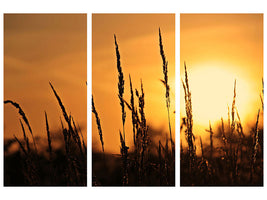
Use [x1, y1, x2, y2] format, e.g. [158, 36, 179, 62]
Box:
[180, 63, 260, 132]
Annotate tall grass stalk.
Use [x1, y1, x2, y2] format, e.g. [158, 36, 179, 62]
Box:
[231, 80, 236, 135]
[182, 62, 195, 169]
[4, 100, 38, 153]
[114, 34, 126, 142]
[49, 82, 76, 141]
[252, 109, 260, 166]
[114, 34, 129, 185]
[92, 95, 104, 152]
[119, 130, 129, 186]
[221, 118, 227, 146]
[129, 75, 137, 146]
[209, 121, 213, 159]
[45, 111, 52, 160]
[159, 28, 174, 155]
[19, 119, 30, 153]
[200, 136, 204, 158]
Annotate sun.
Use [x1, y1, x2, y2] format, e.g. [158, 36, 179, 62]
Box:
[180, 63, 258, 131]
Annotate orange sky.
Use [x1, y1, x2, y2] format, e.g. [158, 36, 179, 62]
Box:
[92, 14, 175, 153]
[4, 14, 87, 145]
[180, 14, 263, 148]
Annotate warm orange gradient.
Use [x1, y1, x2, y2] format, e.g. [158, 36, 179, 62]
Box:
[92, 14, 175, 153]
[180, 14, 263, 151]
[4, 14, 87, 148]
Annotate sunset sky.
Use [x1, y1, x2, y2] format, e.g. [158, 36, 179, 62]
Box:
[180, 14, 263, 147]
[92, 14, 175, 153]
[4, 14, 87, 146]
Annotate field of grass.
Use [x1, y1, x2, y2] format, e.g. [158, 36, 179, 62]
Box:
[4, 83, 87, 186]
[92, 29, 175, 186]
[180, 63, 263, 186]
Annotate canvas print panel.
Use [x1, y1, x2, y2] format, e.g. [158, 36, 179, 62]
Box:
[92, 14, 175, 186]
[180, 14, 263, 186]
[4, 14, 87, 186]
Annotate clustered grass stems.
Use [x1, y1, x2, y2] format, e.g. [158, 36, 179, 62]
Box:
[127, 75, 141, 183]
[135, 80, 149, 184]
[49, 83, 74, 135]
[49, 82, 86, 186]
[78, 123, 87, 155]
[119, 130, 129, 186]
[92, 95, 104, 152]
[4, 101, 40, 185]
[227, 80, 239, 184]
[13, 133, 39, 185]
[4, 83, 87, 186]
[182, 62, 196, 170]
[159, 28, 174, 156]
[71, 116, 84, 156]
[91, 30, 175, 186]
[50, 82, 85, 156]
[4, 100, 38, 153]
[114, 34, 128, 186]
[124, 78, 151, 185]
[180, 67, 263, 186]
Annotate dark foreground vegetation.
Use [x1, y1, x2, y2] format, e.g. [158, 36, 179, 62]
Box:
[4, 83, 87, 186]
[180, 63, 263, 186]
[92, 29, 175, 186]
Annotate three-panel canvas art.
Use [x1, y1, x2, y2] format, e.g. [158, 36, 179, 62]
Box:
[3, 13, 263, 186]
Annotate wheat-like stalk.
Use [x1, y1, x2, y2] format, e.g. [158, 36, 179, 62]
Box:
[4, 100, 38, 153]
[182, 62, 195, 167]
[49, 82, 82, 154]
[71, 116, 84, 156]
[77, 123, 87, 154]
[129, 75, 137, 146]
[135, 80, 149, 184]
[114, 34, 126, 141]
[159, 28, 173, 154]
[49, 82, 69, 125]
[92, 95, 104, 152]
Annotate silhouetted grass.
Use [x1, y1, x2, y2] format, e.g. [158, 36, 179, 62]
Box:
[180, 64, 263, 186]
[92, 29, 175, 186]
[4, 83, 87, 186]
